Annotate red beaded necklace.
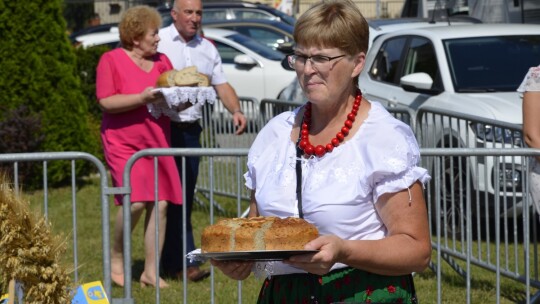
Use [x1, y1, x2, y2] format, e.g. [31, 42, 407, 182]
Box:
[298, 91, 362, 157]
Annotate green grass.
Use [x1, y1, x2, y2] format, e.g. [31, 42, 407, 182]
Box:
[15, 176, 539, 303]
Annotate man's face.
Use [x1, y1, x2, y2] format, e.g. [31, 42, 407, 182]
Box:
[171, 0, 202, 41]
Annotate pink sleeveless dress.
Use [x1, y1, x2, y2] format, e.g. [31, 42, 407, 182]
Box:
[96, 48, 182, 205]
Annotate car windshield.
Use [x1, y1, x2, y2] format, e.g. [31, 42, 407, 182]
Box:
[445, 35, 540, 92]
[226, 33, 285, 61]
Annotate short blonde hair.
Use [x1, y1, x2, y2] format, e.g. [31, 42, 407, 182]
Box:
[294, 0, 369, 55]
[119, 5, 162, 50]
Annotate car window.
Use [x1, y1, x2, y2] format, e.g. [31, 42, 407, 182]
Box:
[403, 37, 442, 90]
[369, 37, 407, 84]
[445, 35, 540, 92]
[227, 26, 288, 50]
[265, 8, 296, 25]
[226, 33, 285, 61]
[231, 9, 278, 21]
[203, 9, 229, 22]
[213, 41, 244, 64]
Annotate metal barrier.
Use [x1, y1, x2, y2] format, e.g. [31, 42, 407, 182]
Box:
[415, 106, 525, 238]
[120, 148, 249, 304]
[0, 152, 114, 300]
[1, 148, 539, 303]
[422, 148, 540, 304]
[117, 147, 540, 303]
[196, 97, 259, 207]
[259, 99, 413, 131]
[200, 96, 260, 150]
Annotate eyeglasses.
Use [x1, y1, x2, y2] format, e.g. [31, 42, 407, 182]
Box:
[287, 54, 347, 70]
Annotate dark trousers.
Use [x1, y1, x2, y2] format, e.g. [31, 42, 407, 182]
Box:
[161, 121, 203, 275]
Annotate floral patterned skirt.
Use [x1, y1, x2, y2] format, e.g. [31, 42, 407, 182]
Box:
[257, 267, 417, 304]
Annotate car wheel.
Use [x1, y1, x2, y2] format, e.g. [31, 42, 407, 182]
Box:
[430, 154, 471, 239]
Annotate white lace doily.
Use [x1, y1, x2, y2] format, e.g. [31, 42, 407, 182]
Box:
[147, 86, 217, 119]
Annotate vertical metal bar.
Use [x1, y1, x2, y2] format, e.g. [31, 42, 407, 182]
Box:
[237, 156, 243, 304]
[123, 174, 132, 300]
[13, 162, 19, 198]
[209, 157, 215, 304]
[465, 156, 471, 304]
[43, 161, 48, 220]
[485, 128, 491, 263]
[494, 156, 501, 304]
[182, 155, 188, 301]
[71, 160, 79, 284]
[101, 165, 112, 299]
[524, 156, 531, 304]
[474, 149, 482, 260]
[154, 156, 160, 302]
[435, 155, 442, 303]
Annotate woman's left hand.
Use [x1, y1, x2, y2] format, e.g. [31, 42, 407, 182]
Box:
[284, 235, 345, 275]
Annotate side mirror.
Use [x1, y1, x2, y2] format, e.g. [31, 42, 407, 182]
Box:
[276, 42, 294, 54]
[281, 56, 294, 71]
[233, 54, 258, 66]
[401, 72, 433, 90]
[400, 72, 441, 95]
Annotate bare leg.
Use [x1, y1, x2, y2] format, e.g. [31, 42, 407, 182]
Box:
[111, 203, 145, 286]
[140, 200, 169, 288]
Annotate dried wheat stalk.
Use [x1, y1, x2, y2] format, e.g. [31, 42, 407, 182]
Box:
[0, 174, 73, 303]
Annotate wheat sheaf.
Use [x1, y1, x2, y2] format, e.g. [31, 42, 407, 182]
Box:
[0, 174, 73, 303]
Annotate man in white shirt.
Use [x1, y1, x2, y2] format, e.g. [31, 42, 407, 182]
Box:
[158, 0, 247, 282]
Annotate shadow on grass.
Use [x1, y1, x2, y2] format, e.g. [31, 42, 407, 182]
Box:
[132, 259, 145, 283]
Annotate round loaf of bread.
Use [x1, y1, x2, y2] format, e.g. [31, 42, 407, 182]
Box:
[155, 70, 176, 87]
[201, 216, 319, 252]
[155, 66, 211, 88]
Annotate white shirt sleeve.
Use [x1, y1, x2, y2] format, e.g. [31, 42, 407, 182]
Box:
[518, 65, 540, 94]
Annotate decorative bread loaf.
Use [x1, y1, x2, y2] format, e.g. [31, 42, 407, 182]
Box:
[155, 66, 210, 87]
[201, 216, 319, 252]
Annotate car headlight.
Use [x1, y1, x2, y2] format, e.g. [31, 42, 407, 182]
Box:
[471, 123, 523, 146]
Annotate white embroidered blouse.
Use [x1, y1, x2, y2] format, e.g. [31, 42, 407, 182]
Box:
[244, 101, 430, 275]
[518, 65, 540, 94]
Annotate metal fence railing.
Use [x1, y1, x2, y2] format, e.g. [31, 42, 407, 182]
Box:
[1, 150, 539, 303]
[117, 147, 540, 303]
[0, 152, 114, 299]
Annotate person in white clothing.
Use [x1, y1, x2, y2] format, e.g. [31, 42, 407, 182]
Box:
[211, 1, 431, 303]
[157, 0, 247, 282]
[519, 65, 540, 222]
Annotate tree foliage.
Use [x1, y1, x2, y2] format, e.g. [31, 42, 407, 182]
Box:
[0, 0, 100, 186]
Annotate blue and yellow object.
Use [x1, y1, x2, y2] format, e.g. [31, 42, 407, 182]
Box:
[1, 281, 109, 304]
[71, 281, 109, 304]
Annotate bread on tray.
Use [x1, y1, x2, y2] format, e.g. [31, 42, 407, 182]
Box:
[201, 216, 319, 252]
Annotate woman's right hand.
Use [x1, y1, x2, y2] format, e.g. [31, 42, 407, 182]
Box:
[210, 259, 253, 280]
[140, 87, 163, 105]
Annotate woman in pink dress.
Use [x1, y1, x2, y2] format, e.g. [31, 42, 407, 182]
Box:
[96, 5, 182, 289]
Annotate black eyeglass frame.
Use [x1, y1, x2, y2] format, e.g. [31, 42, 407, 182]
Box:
[287, 54, 347, 69]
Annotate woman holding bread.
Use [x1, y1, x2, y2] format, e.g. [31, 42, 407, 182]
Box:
[211, 0, 431, 303]
[96, 5, 182, 289]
